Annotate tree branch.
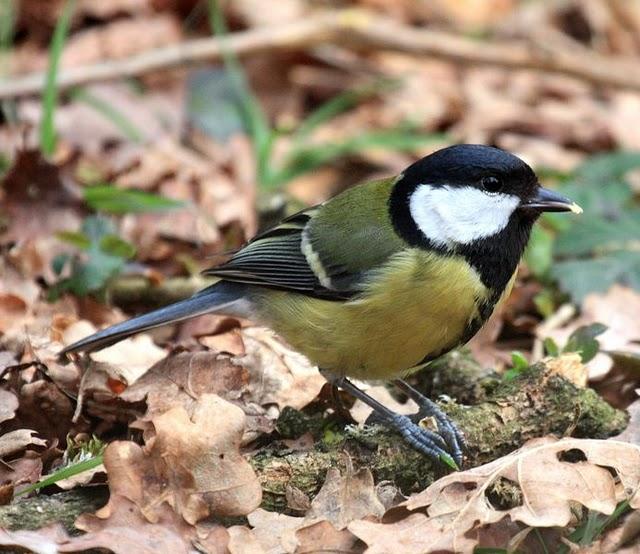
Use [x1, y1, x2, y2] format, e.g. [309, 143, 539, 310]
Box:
[1, 10, 639, 100]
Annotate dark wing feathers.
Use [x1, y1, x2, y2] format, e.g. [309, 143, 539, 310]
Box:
[203, 207, 357, 300]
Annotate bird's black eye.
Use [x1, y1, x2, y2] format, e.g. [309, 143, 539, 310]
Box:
[481, 176, 503, 194]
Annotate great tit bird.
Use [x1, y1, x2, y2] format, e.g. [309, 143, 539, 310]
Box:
[61, 144, 581, 468]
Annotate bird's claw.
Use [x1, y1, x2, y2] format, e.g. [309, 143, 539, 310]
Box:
[392, 380, 466, 468]
[390, 413, 463, 469]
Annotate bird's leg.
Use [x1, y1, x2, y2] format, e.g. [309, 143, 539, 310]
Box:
[324, 373, 460, 469]
[394, 379, 466, 467]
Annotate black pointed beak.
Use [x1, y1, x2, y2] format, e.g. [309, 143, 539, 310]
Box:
[520, 186, 583, 214]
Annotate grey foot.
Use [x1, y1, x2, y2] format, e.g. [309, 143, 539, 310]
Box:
[394, 379, 466, 467]
[327, 374, 464, 469]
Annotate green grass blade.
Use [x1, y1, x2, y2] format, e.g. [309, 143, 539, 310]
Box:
[269, 130, 444, 188]
[207, 0, 274, 184]
[0, 0, 17, 125]
[16, 454, 104, 496]
[40, 0, 76, 157]
[291, 79, 399, 143]
[0, 0, 15, 61]
[84, 185, 185, 214]
[69, 87, 144, 143]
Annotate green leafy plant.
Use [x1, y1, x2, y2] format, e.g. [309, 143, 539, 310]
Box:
[549, 152, 640, 302]
[543, 323, 607, 363]
[51, 186, 183, 298]
[0, 0, 17, 128]
[559, 500, 631, 552]
[49, 215, 136, 299]
[0, 0, 14, 58]
[17, 435, 105, 496]
[502, 351, 530, 381]
[40, 0, 76, 156]
[203, 0, 442, 191]
[83, 185, 185, 214]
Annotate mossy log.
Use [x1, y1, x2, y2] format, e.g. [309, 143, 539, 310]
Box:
[0, 361, 628, 530]
[254, 361, 628, 513]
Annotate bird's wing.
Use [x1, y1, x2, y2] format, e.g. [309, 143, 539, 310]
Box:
[204, 177, 405, 300]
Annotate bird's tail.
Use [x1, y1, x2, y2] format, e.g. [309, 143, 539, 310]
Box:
[60, 281, 249, 355]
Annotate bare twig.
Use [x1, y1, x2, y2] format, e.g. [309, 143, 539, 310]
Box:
[1, 9, 639, 100]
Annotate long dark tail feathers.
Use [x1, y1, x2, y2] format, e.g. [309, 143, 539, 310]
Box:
[60, 281, 250, 356]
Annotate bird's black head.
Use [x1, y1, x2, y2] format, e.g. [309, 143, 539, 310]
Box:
[389, 144, 580, 291]
[404, 144, 538, 200]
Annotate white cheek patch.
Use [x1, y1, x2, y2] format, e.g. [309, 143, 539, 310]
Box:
[409, 184, 520, 247]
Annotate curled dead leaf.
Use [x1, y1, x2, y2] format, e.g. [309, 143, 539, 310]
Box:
[71, 496, 199, 554]
[148, 394, 262, 521]
[0, 524, 68, 554]
[545, 353, 588, 387]
[0, 453, 43, 491]
[247, 508, 302, 553]
[0, 483, 13, 506]
[349, 437, 640, 553]
[227, 525, 265, 554]
[100, 394, 261, 530]
[0, 391, 19, 424]
[306, 466, 385, 530]
[89, 334, 166, 386]
[295, 520, 360, 554]
[0, 430, 46, 459]
[238, 327, 325, 411]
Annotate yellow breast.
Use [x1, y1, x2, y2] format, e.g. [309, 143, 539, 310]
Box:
[254, 250, 494, 380]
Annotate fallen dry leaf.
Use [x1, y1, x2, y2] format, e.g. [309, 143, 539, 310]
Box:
[18, 82, 184, 156]
[0, 483, 12, 505]
[114, 137, 255, 255]
[247, 508, 303, 553]
[0, 465, 221, 554]
[306, 466, 385, 530]
[295, 519, 360, 554]
[0, 391, 19, 424]
[70, 497, 198, 554]
[98, 394, 261, 530]
[0, 524, 68, 554]
[227, 525, 265, 554]
[245, 466, 381, 553]
[0, 149, 82, 247]
[545, 352, 588, 387]
[10, 13, 182, 75]
[239, 326, 325, 411]
[0, 429, 46, 459]
[120, 350, 249, 408]
[349, 437, 640, 553]
[349, 513, 440, 554]
[8, 380, 78, 445]
[89, 334, 167, 386]
[0, 453, 43, 492]
[118, 349, 263, 439]
[148, 394, 262, 521]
